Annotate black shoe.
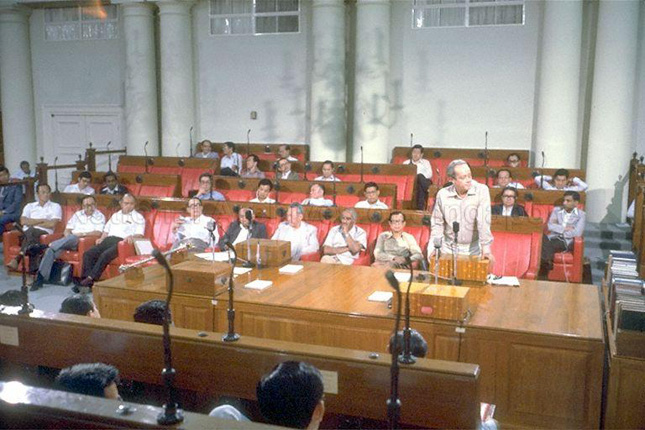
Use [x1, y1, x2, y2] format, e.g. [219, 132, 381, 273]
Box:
[72, 284, 80, 293]
[30, 274, 45, 292]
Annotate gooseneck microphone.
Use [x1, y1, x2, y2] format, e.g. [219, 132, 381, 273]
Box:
[540, 151, 546, 189]
[106, 141, 112, 172]
[53, 157, 59, 193]
[399, 257, 416, 365]
[384, 270, 402, 430]
[360, 146, 364, 183]
[223, 242, 240, 342]
[144, 141, 150, 174]
[151, 249, 184, 425]
[451, 222, 462, 286]
[433, 237, 442, 285]
[189, 126, 193, 157]
[17, 252, 33, 315]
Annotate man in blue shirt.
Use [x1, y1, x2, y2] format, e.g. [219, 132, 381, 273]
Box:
[0, 167, 23, 235]
[195, 173, 225, 201]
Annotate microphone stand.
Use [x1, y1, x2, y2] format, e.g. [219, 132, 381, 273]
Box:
[274, 164, 281, 203]
[332, 179, 337, 207]
[106, 141, 112, 172]
[53, 157, 59, 194]
[222, 242, 240, 342]
[540, 151, 545, 189]
[398, 259, 416, 365]
[246, 129, 251, 161]
[189, 126, 193, 157]
[385, 271, 402, 430]
[451, 222, 462, 286]
[243, 211, 255, 268]
[151, 250, 184, 425]
[360, 146, 364, 183]
[144, 141, 150, 174]
[175, 142, 181, 158]
[17, 253, 33, 315]
[433, 241, 441, 285]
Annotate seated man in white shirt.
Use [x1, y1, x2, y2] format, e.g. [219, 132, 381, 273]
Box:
[493, 168, 524, 189]
[271, 202, 319, 261]
[171, 198, 217, 252]
[6, 184, 62, 272]
[302, 183, 333, 207]
[63, 171, 96, 195]
[218, 207, 267, 249]
[249, 178, 276, 204]
[220, 141, 243, 176]
[321, 208, 367, 265]
[354, 182, 389, 209]
[535, 168, 588, 192]
[277, 144, 298, 162]
[31, 195, 105, 291]
[11, 160, 36, 181]
[403, 144, 433, 209]
[78, 193, 145, 289]
[314, 160, 341, 182]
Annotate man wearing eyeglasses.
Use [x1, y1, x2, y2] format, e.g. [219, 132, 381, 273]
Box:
[491, 186, 527, 217]
[195, 173, 225, 201]
[372, 211, 423, 269]
[277, 157, 300, 180]
[31, 195, 105, 291]
[171, 198, 217, 252]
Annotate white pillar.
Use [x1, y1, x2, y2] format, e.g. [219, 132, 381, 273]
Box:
[352, 0, 390, 163]
[0, 5, 36, 173]
[534, 0, 583, 168]
[122, 2, 159, 156]
[310, 0, 346, 162]
[158, 0, 195, 157]
[586, 0, 640, 223]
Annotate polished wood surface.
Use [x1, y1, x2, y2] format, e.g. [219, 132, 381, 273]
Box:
[0, 309, 481, 429]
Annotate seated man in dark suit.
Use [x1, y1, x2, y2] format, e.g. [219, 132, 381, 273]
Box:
[218, 207, 267, 249]
[491, 186, 527, 217]
[0, 166, 23, 235]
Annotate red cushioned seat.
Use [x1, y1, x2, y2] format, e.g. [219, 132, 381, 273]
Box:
[181, 168, 215, 198]
[223, 190, 251, 202]
[490, 230, 542, 279]
[548, 237, 584, 283]
[105, 209, 157, 279]
[277, 192, 308, 205]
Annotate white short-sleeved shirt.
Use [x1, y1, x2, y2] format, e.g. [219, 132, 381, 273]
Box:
[21, 200, 63, 234]
[63, 183, 96, 195]
[249, 197, 276, 204]
[323, 224, 367, 265]
[403, 158, 433, 179]
[220, 153, 243, 172]
[354, 200, 388, 209]
[66, 209, 106, 235]
[104, 210, 146, 239]
[271, 221, 319, 261]
[175, 214, 217, 245]
[314, 175, 341, 182]
[302, 197, 334, 207]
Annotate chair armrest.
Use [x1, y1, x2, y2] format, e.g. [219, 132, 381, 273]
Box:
[301, 252, 321, 262]
[117, 240, 137, 264]
[352, 252, 372, 266]
[3, 230, 20, 248]
[41, 233, 62, 246]
[77, 236, 99, 254]
[570, 236, 585, 282]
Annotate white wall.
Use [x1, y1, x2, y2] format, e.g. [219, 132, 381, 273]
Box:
[192, 0, 310, 145]
[389, 0, 540, 156]
[634, 4, 645, 156]
[29, 9, 125, 161]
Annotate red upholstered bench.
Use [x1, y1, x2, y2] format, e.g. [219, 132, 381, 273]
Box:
[138, 184, 176, 198]
[490, 230, 542, 279]
[548, 237, 584, 283]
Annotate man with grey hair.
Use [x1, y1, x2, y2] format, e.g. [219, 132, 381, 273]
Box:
[428, 159, 494, 265]
[321, 208, 366, 265]
[271, 202, 319, 260]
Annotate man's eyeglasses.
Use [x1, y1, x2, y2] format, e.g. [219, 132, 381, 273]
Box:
[502, 194, 516, 199]
[187, 204, 200, 208]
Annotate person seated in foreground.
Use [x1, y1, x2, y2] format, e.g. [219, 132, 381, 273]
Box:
[277, 144, 298, 162]
[0, 166, 23, 235]
[219, 207, 267, 249]
[321, 208, 366, 265]
[100, 171, 128, 195]
[240, 154, 265, 179]
[249, 178, 276, 204]
[354, 182, 388, 209]
[134, 299, 170, 326]
[277, 157, 300, 180]
[220, 141, 243, 176]
[194, 139, 220, 160]
[403, 144, 433, 209]
[314, 160, 340, 182]
[195, 173, 225, 201]
[534, 168, 588, 191]
[372, 211, 423, 269]
[493, 169, 524, 189]
[31, 195, 105, 291]
[301, 183, 333, 207]
[271, 203, 319, 261]
[55, 363, 120, 400]
[491, 186, 527, 217]
[171, 197, 217, 252]
[60, 294, 100, 318]
[505, 153, 521, 168]
[63, 170, 95, 195]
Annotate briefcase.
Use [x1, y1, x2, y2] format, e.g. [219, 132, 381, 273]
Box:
[49, 261, 72, 286]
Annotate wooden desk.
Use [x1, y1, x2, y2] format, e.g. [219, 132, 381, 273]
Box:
[94, 262, 605, 429]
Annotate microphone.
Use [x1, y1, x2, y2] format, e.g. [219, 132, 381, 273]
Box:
[484, 131, 489, 169]
[222, 242, 240, 342]
[17, 252, 33, 315]
[452, 221, 460, 234]
[384, 270, 402, 430]
[151, 249, 184, 425]
[189, 126, 193, 157]
[53, 157, 59, 193]
[398, 257, 416, 365]
[175, 142, 181, 157]
[246, 129, 251, 160]
[451, 223, 462, 286]
[144, 141, 149, 173]
[106, 141, 112, 172]
[540, 151, 546, 189]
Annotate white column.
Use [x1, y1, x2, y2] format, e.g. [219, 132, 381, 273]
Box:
[534, 0, 582, 168]
[352, 0, 390, 163]
[586, 0, 640, 223]
[122, 2, 159, 156]
[0, 5, 36, 173]
[158, 0, 195, 157]
[310, 0, 346, 162]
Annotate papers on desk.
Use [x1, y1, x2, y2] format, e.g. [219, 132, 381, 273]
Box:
[244, 280, 273, 290]
[368, 291, 393, 302]
[393, 272, 411, 283]
[195, 252, 231, 262]
[279, 264, 304, 274]
[234, 267, 252, 275]
[487, 275, 520, 286]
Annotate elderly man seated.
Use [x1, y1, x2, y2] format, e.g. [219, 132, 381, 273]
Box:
[171, 197, 217, 252]
[314, 161, 341, 182]
[271, 203, 319, 261]
[321, 208, 366, 265]
[372, 211, 423, 269]
[195, 173, 225, 201]
[219, 207, 267, 249]
[302, 183, 333, 207]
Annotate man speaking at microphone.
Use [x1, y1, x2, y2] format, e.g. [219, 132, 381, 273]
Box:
[218, 207, 267, 249]
[428, 159, 494, 265]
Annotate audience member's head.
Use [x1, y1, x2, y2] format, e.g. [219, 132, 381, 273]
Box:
[388, 329, 428, 358]
[223, 141, 235, 155]
[309, 183, 325, 200]
[278, 157, 291, 174]
[0, 166, 10, 184]
[410, 144, 424, 162]
[198, 173, 213, 194]
[363, 182, 380, 204]
[496, 169, 513, 188]
[553, 168, 570, 189]
[103, 172, 120, 191]
[388, 211, 406, 233]
[186, 197, 203, 218]
[36, 183, 52, 203]
[134, 299, 170, 326]
[200, 140, 213, 154]
[287, 202, 304, 228]
[501, 186, 519, 208]
[0, 290, 23, 306]
[256, 178, 273, 201]
[78, 171, 92, 189]
[246, 154, 260, 171]
[60, 294, 100, 318]
[278, 144, 292, 159]
[81, 195, 97, 216]
[119, 193, 136, 214]
[320, 161, 334, 179]
[340, 208, 357, 230]
[20, 160, 31, 174]
[55, 363, 120, 399]
[257, 361, 325, 429]
[506, 153, 521, 168]
[562, 190, 581, 212]
[239, 207, 254, 228]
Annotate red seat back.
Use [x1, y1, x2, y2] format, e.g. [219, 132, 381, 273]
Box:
[277, 192, 307, 205]
[149, 166, 181, 175]
[223, 190, 252, 202]
[152, 211, 181, 248]
[404, 225, 430, 254]
[490, 230, 542, 279]
[138, 185, 176, 198]
[181, 168, 214, 198]
[117, 165, 146, 174]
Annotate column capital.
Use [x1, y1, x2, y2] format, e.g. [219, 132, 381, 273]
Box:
[0, 3, 31, 23]
[156, 0, 195, 15]
[118, 1, 157, 16]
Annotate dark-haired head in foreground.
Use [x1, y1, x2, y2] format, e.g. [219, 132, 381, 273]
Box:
[388, 329, 429, 358]
[60, 294, 100, 318]
[133, 299, 170, 326]
[55, 363, 120, 399]
[257, 361, 325, 429]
